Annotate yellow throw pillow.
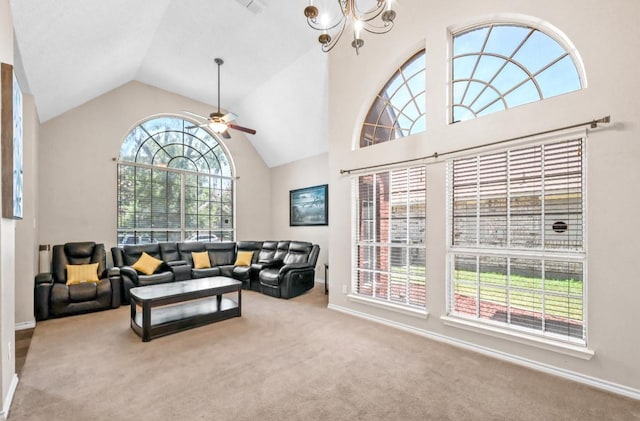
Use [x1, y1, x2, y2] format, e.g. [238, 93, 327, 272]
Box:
[192, 251, 211, 269]
[234, 251, 253, 267]
[66, 263, 100, 286]
[132, 252, 163, 275]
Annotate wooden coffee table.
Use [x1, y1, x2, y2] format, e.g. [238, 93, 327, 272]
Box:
[129, 276, 242, 342]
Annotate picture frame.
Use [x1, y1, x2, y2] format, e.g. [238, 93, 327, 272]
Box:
[289, 184, 328, 226]
[1, 63, 23, 220]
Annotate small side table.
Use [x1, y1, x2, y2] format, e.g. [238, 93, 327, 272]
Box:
[324, 263, 328, 295]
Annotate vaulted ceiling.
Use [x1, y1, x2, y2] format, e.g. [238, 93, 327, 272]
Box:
[9, 0, 329, 167]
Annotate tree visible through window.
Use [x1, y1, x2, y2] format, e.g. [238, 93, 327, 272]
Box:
[117, 116, 234, 245]
[452, 24, 582, 122]
[360, 49, 426, 147]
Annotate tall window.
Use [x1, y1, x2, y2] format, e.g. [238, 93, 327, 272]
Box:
[352, 166, 426, 309]
[447, 138, 585, 344]
[360, 50, 426, 148]
[452, 24, 582, 122]
[117, 116, 234, 245]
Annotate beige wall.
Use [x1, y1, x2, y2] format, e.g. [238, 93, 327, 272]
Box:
[14, 94, 37, 327]
[328, 0, 640, 394]
[270, 153, 328, 278]
[38, 81, 272, 250]
[0, 0, 16, 416]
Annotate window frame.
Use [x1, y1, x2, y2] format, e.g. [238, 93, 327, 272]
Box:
[117, 115, 235, 245]
[449, 21, 585, 123]
[359, 49, 426, 148]
[444, 136, 589, 352]
[350, 165, 428, 317]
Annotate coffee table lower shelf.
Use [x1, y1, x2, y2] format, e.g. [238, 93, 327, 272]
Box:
[131, 297, 239, 341]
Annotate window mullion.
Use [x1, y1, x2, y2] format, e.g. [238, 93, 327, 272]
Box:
[180, 172, 186, 241]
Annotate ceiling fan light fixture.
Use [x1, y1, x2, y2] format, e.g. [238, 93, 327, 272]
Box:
[210, 121, 228, 133]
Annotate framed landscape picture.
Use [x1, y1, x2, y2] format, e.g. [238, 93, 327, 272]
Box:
[290, 184, 328, 226]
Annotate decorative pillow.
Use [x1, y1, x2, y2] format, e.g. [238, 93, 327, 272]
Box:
[192, 251, 211, 269]
[132, 252, 163, 275]
[66, 263, 100, 286]
[234, 251, 253, 267]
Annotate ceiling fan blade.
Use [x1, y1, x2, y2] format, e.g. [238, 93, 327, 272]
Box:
[221, 130, 231, 139]
[183, 110, 209, 121]
[221, 112, 238, 123]
[228, 123, 256, 135]
[185, 123, 209, 130]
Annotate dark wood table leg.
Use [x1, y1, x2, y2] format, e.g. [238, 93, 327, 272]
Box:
[238, 287, 242, 317]
[142, 302, 151, 342]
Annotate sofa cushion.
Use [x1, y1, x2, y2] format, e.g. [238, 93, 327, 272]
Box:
[283, 241, 313, 265]
[192, 267, 222, 279]
[233, 265, 251, 280]
[132, 252, 163, 275]
[66, 263, 99, 285]
[68, 282, 98, 302]
[192, 251, 211, 269]
[205, 242, 236, 266]
[122, 244, 162, 266]
[159, 242, 180, 262]
[137, 271, 174, 287]
[178, 242, 205, 267]
[259, 268, 280, 286]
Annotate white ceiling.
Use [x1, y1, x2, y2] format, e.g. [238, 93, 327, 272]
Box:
[9, 0, 329, 167]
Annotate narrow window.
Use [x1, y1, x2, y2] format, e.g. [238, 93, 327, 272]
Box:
[447, 139, 585, 344]
[352, 166, 427, 309]
[360, 50, 426, 147]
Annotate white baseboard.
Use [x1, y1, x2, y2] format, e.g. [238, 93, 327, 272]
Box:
[328, 303, 640, 401]
[15, 320, 35, 331]
[0, 373, 19, 420]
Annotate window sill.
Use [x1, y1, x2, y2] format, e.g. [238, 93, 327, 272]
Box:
[348, 294, 428, 319]
[440, 315, 594, 360]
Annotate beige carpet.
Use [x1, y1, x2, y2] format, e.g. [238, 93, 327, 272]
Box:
[9, 284, 640, 420]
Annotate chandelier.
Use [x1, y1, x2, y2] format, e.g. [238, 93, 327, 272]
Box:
[303, 0, 396, 55]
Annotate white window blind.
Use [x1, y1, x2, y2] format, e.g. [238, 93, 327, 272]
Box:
[352, 166, 426, 308]
[447, 138, 585, 344]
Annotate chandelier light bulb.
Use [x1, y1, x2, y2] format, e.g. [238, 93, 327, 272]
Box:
[303, 0, 397, 54]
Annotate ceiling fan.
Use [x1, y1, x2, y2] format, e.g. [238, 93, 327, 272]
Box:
[184, 58, 256, 139]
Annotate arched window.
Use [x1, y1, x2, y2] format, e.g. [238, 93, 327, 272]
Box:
[452, 24, 583, 122]
[360, 49, 426, 148]
[117, 116, 234, 245]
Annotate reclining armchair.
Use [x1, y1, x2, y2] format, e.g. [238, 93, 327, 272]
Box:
[259, 241, 320, 299]
[34, 242, 121, 321]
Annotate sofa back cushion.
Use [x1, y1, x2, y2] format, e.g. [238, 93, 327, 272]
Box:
[236, 241, 262, 264]
[122, 244, 162, 267]
[204, 242, 236, 266]
[159, 242, 180, 262]
[258, 241, 277, 262]
[178, 242, 205, 267]
[283, 241, 313, 265]
[52, 242, 106, 284]
[274, 241, 290, 261]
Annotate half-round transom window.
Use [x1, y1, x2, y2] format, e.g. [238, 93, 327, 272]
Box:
[452, 24, 582, 122]
[360, 49, 426, 148]
[117, 116, 234, 245]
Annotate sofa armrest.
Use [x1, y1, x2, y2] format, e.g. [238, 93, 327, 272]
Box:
[258, 259, 283, 269]
[278, 262, 313, 276]
[108, 267, 122, 308]
[35, 272, 53, 285]
[120, 266, 140, 284]
[166, 260, 188, 267]
[34, 273, 54, 321]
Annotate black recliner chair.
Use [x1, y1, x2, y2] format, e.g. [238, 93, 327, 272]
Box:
[259, 241, 320, 299]
[34, 242, 121, 321]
